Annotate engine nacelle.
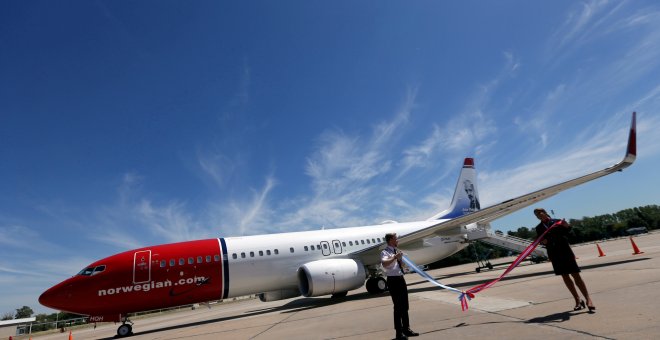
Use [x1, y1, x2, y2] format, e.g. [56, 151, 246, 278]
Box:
[297, 259, 366, 297]
[258, 289, 301, 302]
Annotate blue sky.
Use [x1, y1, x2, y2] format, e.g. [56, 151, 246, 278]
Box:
[1, 1, 660, 315]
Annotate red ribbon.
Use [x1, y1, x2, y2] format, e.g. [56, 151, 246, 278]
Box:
[459, 220, 563, 311]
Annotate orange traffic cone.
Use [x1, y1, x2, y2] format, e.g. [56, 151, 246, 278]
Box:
[69, 330, 73, 340]
[596, 243, 606, 257]
[630, 237, 644, 255]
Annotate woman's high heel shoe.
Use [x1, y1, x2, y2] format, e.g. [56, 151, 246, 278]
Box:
[573, 300, 586, 311]
[587, 304, 596, 312]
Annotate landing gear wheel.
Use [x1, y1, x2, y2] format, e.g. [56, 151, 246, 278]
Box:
[366, 277, 378, 294]
[117, 324, 133, 337]
[375, 277, 388, 292]
[476, 267, 481, 273]
[366, 277, 388, 294]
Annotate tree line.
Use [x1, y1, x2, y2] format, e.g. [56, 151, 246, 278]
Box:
[506, 205, 659, 242]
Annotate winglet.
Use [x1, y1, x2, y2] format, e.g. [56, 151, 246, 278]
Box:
[623, 112, 636, 165]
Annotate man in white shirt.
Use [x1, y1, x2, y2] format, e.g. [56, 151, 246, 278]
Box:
[381, 233, 419, 339]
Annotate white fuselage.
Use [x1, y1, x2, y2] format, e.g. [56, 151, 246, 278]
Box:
[223, 220, 470, 297]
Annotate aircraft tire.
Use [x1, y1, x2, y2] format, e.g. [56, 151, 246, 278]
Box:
[365, 278, 377, 294]
[117, 324, 132, 337]
[376, 277, 388, 292]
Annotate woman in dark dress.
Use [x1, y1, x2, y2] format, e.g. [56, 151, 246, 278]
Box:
[534, 208, 595, 312]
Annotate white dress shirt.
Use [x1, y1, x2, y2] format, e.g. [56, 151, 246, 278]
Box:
[381, 245, 403, 276]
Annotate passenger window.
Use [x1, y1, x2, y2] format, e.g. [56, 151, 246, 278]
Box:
[160, 260, 166, 268]
[367, 239, 371, 244]
[250, 251, 255, 257]
[241, 252, 246, 258]
[361, 240, 365, 245]
[232, 253, 237, 259]
[266, 250, 271, 255]
[206, 255, 211, 262]
[349, 241, 353, 246]
[310, 245, 315, 250]
[372, 238, 376, 243]
[342, 242, 346, 247]
[188, 257, 194, 265]
[304, 246, 309, 251]
[377, 238, 382, 242]
[179, 258, 185, 265]
[197, 256, 203, 263]
[169, 259, 175, 267]
[259, 250, 264, 256]
[274, 249, 279, 255]
[214, 255, 220, 261]
[290, 247, 294, 253]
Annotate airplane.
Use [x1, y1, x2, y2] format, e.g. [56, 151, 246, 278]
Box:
[39, 112, 637, 337]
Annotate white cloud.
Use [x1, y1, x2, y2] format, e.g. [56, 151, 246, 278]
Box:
[197, 151, 237, 188]
[546, 0, 617, 61]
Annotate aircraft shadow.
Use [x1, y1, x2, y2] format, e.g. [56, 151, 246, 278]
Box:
[103, 257, 647, 339]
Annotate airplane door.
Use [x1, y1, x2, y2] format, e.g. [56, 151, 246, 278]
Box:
[320, 241, 331, 256]
[332, 240, 343, 254]
[133, 250, 151, 284]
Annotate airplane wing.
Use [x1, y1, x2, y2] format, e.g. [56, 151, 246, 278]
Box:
[353, 112, 636, 264]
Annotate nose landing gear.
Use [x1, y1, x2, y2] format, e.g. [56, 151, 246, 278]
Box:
[117, 317, 134, 337]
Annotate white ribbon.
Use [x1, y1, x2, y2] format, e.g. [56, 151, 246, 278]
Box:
[401, 255, 464, 295]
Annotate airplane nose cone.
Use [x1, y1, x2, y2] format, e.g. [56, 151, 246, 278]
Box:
[39, 281, 72, 311]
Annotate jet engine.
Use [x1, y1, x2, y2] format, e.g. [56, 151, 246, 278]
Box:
[297, 259, 366, 297]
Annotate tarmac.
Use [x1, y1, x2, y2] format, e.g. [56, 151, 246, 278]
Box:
[31, 231, 660, 340]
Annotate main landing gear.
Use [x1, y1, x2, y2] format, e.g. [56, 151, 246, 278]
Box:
[365, 277, 388, 294]
[116, 317, 134, 337]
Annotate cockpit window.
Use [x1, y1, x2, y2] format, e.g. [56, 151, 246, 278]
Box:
[78, 267, 94, 276]
[91, 265, 106, 275]
[78, 265, 105, 276]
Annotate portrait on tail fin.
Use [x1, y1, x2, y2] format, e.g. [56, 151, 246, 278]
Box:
[463, 179, 480, 211]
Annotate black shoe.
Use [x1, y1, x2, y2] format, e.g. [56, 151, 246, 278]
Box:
[395, 334, 408, 340]
[403, 329, 419, 337]
[573, 300, 586, 311]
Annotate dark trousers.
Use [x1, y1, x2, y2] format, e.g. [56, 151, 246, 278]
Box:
[387, 275, 409, 333]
